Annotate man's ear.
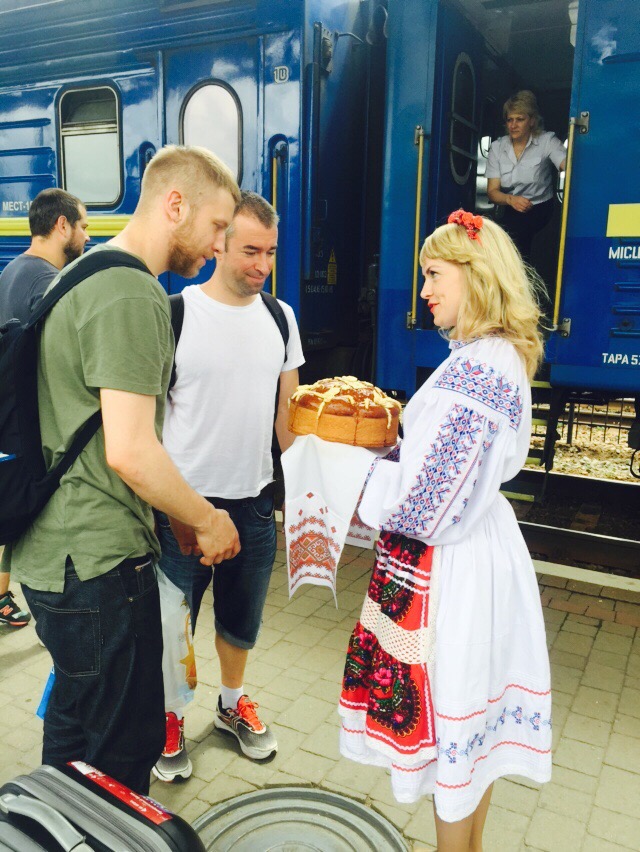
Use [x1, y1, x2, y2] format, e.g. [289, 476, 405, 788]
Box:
[54, 215, 70, 238]
[164, 189, 187, 224]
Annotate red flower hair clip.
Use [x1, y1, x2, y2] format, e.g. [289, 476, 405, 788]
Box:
[447, 209, 483, 241]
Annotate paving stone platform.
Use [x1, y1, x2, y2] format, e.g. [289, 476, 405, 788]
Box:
[1, 531, 639, 851]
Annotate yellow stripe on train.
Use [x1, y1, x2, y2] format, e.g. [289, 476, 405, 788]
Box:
[0, 215, 132, 238]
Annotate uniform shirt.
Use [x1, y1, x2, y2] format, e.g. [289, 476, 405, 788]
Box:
[0, 254, 57, 325]
[2, 246, 173, 592]
[485, 131, 566, 205]
[163, 284, 305, 499]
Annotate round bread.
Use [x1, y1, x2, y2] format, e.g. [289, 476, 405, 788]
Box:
[288, 376, 401, 447]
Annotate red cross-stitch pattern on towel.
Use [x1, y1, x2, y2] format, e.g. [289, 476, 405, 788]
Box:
[346, 508, 377, 547]
[288, 493, 342, 594]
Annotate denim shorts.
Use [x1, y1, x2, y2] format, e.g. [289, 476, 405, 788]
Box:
[156, 488, 276, 650]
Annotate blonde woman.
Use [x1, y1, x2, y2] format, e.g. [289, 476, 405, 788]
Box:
[339, 212, 551, 851]
[486, 90, 566, 261]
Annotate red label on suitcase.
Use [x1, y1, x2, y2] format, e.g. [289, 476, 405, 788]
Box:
[69, 761, 173, 825]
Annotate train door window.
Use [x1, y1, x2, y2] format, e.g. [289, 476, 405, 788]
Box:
[60, 87, 121, 205]
[181, 83, 241, 180]
[449, 52, 477, 185]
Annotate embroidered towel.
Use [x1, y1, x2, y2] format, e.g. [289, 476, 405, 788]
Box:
[282, 435, 378, 600]
[345, 506, 377, 549]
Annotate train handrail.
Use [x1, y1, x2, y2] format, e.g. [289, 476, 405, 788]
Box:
[553, 113, 588, 331]
[270, 140, 287, 299]
[408, 125, 426, 330]
[271, 153, 279, 298]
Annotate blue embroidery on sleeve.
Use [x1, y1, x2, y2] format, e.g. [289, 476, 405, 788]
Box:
[382, 404, 498, 537]
[434, 357, 523, 430]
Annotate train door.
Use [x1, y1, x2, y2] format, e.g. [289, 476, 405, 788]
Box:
[414, 2, 485, 384]
[376, 0, 578, 397]
[426, 4, 484, 232]
[551, 0, 640, 395]
[163, 39, 260, 294]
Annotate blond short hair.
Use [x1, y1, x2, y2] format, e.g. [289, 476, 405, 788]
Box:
[503, 90, 542, 136]
[140, 145, 241, 209]
[420, 218, 545, 380]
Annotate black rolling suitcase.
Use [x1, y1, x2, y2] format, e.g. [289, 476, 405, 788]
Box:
[0, 762, 206, 851]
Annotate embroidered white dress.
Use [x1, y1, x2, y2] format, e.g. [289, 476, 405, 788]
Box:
[339, 336, 552, 822]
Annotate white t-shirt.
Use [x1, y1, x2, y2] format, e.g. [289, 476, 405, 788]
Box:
[163, 285, 305, 499]
[485, 131, 566, 205]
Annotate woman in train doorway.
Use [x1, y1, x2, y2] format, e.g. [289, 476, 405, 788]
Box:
[338, 211, 552, 851]
[486, 90, 566, 264]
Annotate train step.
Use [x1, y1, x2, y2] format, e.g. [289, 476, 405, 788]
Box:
[500, 474, 546, 504]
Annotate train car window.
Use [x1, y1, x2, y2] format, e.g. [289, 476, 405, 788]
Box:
[449, 52, 477, 186]
[60, 87, 121, 205]
[181, 83, 241, 180]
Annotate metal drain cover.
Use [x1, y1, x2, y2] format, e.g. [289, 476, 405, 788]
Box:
[192, 787, 408, 851]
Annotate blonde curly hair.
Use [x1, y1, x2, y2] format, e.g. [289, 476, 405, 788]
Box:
[419, 217, 545, 380]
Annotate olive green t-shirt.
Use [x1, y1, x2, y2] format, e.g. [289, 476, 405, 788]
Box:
[2, 246, 173, 592]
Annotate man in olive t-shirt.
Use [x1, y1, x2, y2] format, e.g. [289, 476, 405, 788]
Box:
[3, 146, 241, 794]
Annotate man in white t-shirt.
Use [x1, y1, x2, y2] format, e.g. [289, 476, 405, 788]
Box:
[153, 192, 304, 781]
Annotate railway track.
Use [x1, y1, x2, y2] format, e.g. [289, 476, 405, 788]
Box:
[509, 470, 640, 578]
[511, 469, 640, 506]
[519, 523, 640, 577]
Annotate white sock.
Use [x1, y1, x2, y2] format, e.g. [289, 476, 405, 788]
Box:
[220, 685, 244, 710]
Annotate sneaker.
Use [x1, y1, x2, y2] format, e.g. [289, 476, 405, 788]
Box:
[0, 592, 31, 628]
[151, 712, 192, 782]
[214, 695, 278, 760]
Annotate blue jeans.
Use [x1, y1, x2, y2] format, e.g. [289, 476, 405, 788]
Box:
[22, 556, 165, 795]
[157, 489, 276, 649]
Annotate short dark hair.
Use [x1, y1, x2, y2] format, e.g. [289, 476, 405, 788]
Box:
[228, 191, 279, 240]
[28, 188, 85, 238]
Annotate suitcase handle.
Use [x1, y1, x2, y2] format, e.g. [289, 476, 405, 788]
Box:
[0, 792, 95, 851]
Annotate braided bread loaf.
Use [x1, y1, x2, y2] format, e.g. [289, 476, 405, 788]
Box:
[288, 376, 400, 447]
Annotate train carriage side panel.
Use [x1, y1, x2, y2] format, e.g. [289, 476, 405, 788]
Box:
[0, 86, 59, 271]
[374, 0, 439, 397]
[551, 0, 640, 394]
[298, 0, 370, 377]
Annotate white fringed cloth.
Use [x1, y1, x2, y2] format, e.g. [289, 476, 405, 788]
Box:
[281, 435, 379, 599]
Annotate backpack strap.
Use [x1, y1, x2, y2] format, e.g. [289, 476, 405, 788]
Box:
[47, 410, 103, 488]
[35, 249, 155, 483]
[168, 293, 184, 391]
[260, 291, 290, 422]
[28, 249, 152, 328]
[260, 291, 289, 349]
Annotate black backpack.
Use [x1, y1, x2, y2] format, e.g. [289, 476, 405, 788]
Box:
[0, 249, 152, 545]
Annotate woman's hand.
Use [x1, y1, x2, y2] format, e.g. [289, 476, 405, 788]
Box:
[508, 194, 533, 213]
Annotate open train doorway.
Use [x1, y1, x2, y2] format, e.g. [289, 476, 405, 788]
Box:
[443, 0, 577, 324]
[379, 0, 581, 393]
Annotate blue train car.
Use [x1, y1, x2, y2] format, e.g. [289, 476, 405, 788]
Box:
[376, 0, 640, 408]
[1, 0, 638, 441]
[0, 0, 375, 378]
